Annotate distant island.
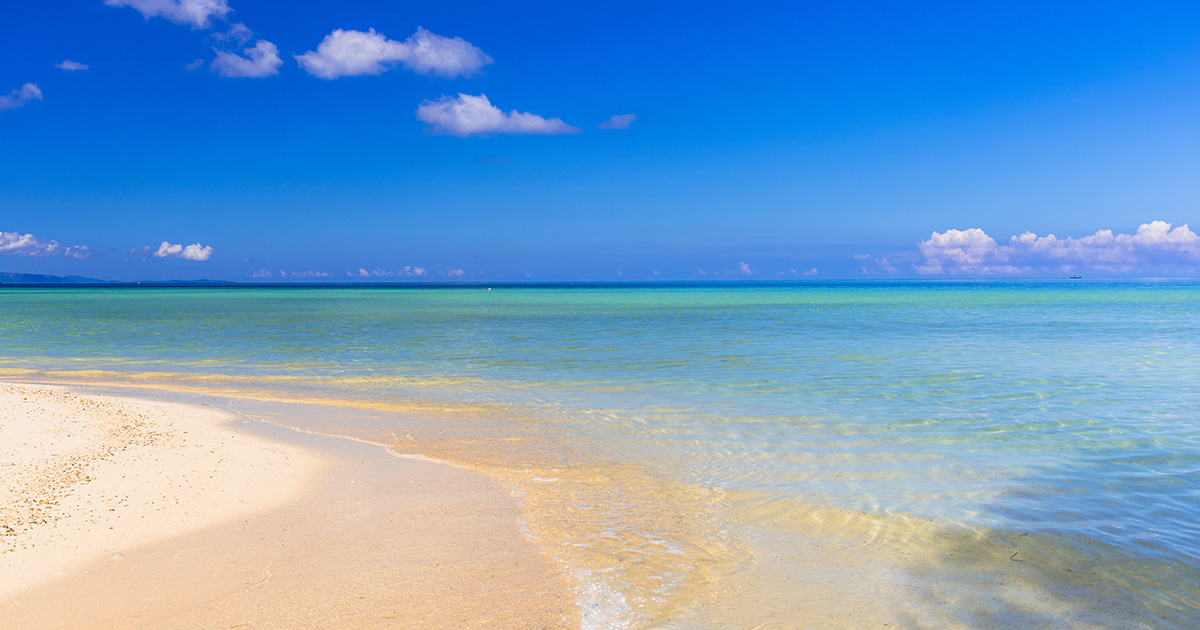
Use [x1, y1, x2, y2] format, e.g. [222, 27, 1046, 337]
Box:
[0, 272, 110, 285]
[0, 272, 233, 286]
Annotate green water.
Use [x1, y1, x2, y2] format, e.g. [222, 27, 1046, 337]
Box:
[1, 281, 1197, 628]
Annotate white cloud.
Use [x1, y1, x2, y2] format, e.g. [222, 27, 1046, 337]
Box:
[212, 40, 282, 78]
[0, 83, 43, 113]
[0, 232, 92, 259]
[416, 93, 580, 137]
[250, 269, 273, 279]
[803, 267, 819, 276]
[56, 60, 89, 71]
[917, 220, 1200, 275]
[0, 231, 59, 257]
[445, 269, 464, 278]
[737, 261, 755, 275]
[597, 114, 637, 130]
[185, 58, 206, 71]
[153, 240, 214, 261]
[104, 0, 231, 29]
[402, 27, 492, 77]
[296, 27, 491, 79]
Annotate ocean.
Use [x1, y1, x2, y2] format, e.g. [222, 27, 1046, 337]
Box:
[2, 280, 1197, 628]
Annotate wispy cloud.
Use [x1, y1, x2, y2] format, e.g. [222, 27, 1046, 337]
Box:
[596, 113, 637, 130]
[56, 60, 89, 71]
[212, 40, 282, 78]
[104, 0, 231, 29]
[346, 266, 432, 278]
[108, 0, 279, 80]
[416, 93, 580, 137]
[854, 254, 898, 275]
[153, 240, 214, 261]
[63, 246, 92, 260]
[296, 27, 491, 79]
[250, 269, 332, 279]
[916, 220, 1200, 275]
[213, 21, 253, 44]
[0, 83, 42, 113]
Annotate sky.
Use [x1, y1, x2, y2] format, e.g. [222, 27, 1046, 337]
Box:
[2, 0, 1200, 281]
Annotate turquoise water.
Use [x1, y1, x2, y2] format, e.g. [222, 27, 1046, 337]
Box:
[2, 281, 1198, 627]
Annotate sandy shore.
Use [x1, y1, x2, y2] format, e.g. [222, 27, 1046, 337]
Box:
[0, 382, 575, 629]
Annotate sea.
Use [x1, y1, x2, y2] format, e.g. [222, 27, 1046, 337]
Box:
[1, 280, 1197, 629]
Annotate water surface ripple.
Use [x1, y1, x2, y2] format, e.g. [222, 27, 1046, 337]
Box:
[1, 280, 1197, 627]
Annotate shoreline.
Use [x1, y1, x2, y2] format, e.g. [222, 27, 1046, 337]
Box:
[1, 381, 576, 629]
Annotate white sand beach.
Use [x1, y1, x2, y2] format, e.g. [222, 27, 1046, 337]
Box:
[1, 382, 575, 629]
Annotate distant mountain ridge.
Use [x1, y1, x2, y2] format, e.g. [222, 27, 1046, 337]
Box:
[0, 272, 111, 285]
[0, 272, 234, 285]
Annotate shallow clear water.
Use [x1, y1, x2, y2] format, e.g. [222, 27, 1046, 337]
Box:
[2, 281, 1198, 627]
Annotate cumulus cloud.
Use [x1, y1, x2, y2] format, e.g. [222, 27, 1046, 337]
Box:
[56, 60, 89, 71]
[445, 269, 464, 278]
[104, 0, 231, 29]
[296, 27, 491, 79]
[917, 220, 1200, 275]
[416, 93, 580, 137]
[803, 267, 819, 276]
[1, 231, 60, 257]
[597, 114, 637, 130]
[212, 40, 282, 78]
[737, 261, 755, 275]
[153, 240, 214, 261]
[0, 83, 43, 113]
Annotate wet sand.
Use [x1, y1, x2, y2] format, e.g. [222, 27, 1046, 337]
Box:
[0, 382, 575, 629]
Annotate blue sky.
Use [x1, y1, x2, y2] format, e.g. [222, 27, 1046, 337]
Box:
[2, 1, 1200, 281]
